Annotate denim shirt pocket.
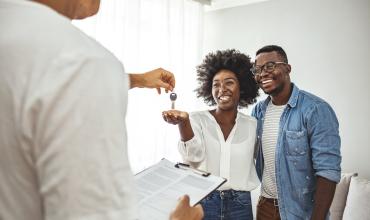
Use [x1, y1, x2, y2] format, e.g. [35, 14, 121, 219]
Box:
[285, 130, 309, 157]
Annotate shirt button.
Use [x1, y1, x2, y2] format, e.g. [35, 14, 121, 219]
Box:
[306, 176, 310, 180]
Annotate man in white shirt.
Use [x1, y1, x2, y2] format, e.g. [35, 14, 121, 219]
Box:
[0, 0, 203, 220]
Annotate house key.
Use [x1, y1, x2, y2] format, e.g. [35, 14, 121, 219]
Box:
[170, 92, 177, 109]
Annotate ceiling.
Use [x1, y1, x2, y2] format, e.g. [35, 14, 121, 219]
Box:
[204, 0, 270, 11]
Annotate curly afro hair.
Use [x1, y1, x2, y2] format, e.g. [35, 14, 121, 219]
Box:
[195, 49, 259, 108]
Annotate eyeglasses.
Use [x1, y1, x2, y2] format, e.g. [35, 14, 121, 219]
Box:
[250, 61, 287, 76]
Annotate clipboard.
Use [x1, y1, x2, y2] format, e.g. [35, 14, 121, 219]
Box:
[135, 158, 227, 220]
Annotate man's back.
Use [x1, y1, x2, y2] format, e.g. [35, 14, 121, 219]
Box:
[0, 1, 135, 219]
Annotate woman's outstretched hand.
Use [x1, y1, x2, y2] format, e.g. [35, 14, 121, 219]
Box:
[162, 110, 189, 125]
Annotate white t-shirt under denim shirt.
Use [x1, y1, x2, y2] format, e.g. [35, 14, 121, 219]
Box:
[261, 101, 286, 199]
[178, 110, 259, 191]
[0, 0, 136, 220]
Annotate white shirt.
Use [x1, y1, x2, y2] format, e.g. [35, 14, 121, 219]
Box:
[178, 110, 259, 191]
[0, 1, 136, 220]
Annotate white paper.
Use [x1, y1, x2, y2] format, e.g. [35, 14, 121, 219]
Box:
[135, 158, 226, 220]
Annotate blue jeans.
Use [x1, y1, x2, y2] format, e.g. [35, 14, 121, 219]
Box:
[200, 190, 253, 220]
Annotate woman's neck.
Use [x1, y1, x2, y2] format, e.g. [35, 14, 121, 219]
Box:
[211, 108, 237, 125]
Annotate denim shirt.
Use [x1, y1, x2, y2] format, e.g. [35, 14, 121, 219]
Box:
[252, 84, 341, 220]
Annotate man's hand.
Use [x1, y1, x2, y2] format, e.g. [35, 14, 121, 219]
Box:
[170, 195, 204, 220]
[311, 176, 337, 220]
[129, 68, 175, 94]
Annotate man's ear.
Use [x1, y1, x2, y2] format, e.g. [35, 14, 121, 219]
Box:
[286, 64, 291, 74]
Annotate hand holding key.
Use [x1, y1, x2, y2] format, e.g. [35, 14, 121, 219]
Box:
[170, 92, 177, 109]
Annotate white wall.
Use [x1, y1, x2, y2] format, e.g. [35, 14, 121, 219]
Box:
[203, 0, 370, 179]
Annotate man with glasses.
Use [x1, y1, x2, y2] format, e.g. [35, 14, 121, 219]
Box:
[251, 45, 341, 220]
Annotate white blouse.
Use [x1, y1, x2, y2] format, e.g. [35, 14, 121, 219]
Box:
[178, 110, 259, 191]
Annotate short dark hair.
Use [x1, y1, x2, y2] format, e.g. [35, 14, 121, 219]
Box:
[195, 49, 259, 107]
[256, 45, 288, 63]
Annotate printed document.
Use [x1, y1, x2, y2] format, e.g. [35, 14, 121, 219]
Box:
[135, 158, 226, 220]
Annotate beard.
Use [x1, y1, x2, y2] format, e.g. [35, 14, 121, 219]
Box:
[259, 73, 290, 97]
[262, 78, 286, 97]
[265, 84, 284, 96]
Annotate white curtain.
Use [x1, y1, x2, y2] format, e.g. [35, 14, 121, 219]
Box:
[73, 0, 206, 173]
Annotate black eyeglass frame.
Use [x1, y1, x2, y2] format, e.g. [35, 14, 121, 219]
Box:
[250, 61, 288, 76]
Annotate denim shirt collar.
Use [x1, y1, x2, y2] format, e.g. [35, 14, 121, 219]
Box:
[287, 83, 300, 108]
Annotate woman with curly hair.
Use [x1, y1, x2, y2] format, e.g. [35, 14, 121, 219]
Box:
[162, 49, 260, 219]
